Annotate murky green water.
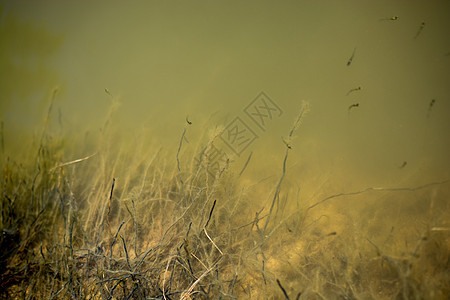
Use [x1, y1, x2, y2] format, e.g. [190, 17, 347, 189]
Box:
[2, 0, 450, 181]
[1, 1, 450, 298]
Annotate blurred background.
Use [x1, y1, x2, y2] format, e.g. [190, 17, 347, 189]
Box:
[1, 0, 450, 193]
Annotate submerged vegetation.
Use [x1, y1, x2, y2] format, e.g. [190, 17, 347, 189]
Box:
[1, 93, 449, 299]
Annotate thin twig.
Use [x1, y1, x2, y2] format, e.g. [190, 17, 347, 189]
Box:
[126, 285, 139, 300]
[110, 221, 125, 259]
[120, 235, 133, 272]
[308, 179, 450, 210]
[135, 247, 155, 270]
[177, 128, 187, 193]
[109, 275, 132, 298]
[239, 151, 252, 176]
[69, 219, 74, 259]
[276, 279, 290, 300]
[107, 178, 116, 234]
[204, 199, 216, 228]
[49, 279, 69, 300]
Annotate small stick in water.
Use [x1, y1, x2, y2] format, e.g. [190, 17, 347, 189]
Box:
[120, 235, 133, 272]
[110, 221, 125, 259]
[205, 199, 217, 228]
[107, 178, 115, 234]
[239, 151, 253, 176]
[399, 161, 407, 169]
[276, 279, 290, 300]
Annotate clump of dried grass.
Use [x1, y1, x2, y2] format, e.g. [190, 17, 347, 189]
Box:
[1, 94, 449, 299]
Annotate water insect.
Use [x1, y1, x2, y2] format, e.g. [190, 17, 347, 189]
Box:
[282, 137, 292, 149]
[348, 103, 359, 112]
[414, 21, 426, 39]
[380, 16, 399, 21]
[427, 99, 436, 118]
[346, 86, 361, 96]
[347, 47, 357, 66]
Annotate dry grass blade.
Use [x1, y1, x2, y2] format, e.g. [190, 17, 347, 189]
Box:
[50, 152, 97, 171]
[2, 95, 449, 299]
[203, 228, 223, 255]
[263, 102, 309, 233]
[180, 260, 219, 300]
